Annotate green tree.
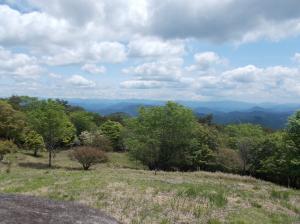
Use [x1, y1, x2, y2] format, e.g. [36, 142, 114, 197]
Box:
[69, 111, 97, 135]
[27, 100, 76, 167]
[100, 120, 123, 150]
[286, 111, 300, 147]
[224, 124, 265, 149]
[0, 100, 26, 142]
[24, 130, 45, 157]
[125, 102, 215, 170]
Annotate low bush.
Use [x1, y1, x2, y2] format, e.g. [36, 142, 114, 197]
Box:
[69, 146, 107, 170]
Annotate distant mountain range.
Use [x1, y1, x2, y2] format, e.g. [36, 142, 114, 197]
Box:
[66, 99, 300, 130]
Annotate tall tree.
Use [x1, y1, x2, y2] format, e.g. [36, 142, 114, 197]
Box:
[27, 100, 75, 167]
[125, 102, 216, 170]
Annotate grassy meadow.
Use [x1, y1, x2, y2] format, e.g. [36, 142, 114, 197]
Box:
[0, 151, 299, 224]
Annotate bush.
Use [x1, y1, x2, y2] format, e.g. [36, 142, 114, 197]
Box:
[0, 140, 18, 161]
[69, 147, 107, 170]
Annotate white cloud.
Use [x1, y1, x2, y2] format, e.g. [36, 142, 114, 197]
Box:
[187, 51, 227, 71]
[42, 41, 127, 66]
[66, 75, 96, 88]
[0, 47, 43, 80]
[148, 0, 300, 43]
[81, 64, 106, 75]
[222, 65, 261, 83]
[120, 80, 165, 89]
[128, 36, 185, 58]
[1, 1, 300, 101]
[123, 58, 183, 81]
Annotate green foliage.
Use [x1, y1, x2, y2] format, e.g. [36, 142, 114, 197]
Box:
[125, 102, 217, 170]
[99, 120, 123, 151]
[286, 111, 300, 146]
[259, 131, 300, 186]
[24, 130, 45, 157]
[7, 95, 39, 111]
[27, 99, 76, 167]
[0, 100, 26, 142]
[69, 111, 97, 135]
[224, 124, 265, 149]
[0, 140, 18, 161]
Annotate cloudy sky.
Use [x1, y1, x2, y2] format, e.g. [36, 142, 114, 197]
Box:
[0, 0, 300, 102]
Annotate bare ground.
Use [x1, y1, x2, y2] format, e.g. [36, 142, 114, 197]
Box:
[0, 194, 120, 224]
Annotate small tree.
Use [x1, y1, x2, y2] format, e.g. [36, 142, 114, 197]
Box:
[70, 147, 107, 170]
[24, 130, 45, 157]
[27, 100, 76, 167]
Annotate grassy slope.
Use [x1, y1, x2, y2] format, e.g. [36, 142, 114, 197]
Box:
[0, 151, 299, 224]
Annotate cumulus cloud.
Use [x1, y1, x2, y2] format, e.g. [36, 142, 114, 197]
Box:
[0, 47, 43, 80]
[1, 1, 300, 101]
[66, 75, 96, 88]
[42, 42, 127, 66]
[123, 58, 183, 81]
[186, 51, 227, 71]
[148, 0, 300, 43]
[128, 36, 185, 58]
[81, 64, 106, 75]
[192, 65, 300, 100]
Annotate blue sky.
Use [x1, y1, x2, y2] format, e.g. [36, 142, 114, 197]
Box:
[0, 0, 300, 102]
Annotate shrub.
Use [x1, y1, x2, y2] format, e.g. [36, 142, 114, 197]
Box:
[0, 140, 18, 161]
[69, 147, 107, 170]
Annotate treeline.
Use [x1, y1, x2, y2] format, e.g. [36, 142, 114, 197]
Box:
[0, 96, 299, 188]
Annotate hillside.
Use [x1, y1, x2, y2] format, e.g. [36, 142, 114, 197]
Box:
[0, 151, 299, 224]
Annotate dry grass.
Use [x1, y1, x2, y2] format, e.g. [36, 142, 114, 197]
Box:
[0, 150, 299, 224]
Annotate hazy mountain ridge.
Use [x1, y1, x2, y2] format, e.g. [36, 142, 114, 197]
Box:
[67, 99, 300, 129]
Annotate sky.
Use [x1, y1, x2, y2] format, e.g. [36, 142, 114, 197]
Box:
[0, 0, 300, 103]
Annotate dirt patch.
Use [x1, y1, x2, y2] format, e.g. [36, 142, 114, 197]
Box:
[0, 194, 120, 224]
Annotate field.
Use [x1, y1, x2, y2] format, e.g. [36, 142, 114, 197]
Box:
[0, 151, 299, 224]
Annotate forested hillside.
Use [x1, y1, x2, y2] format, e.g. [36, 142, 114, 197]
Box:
[0, 95, 299, 188]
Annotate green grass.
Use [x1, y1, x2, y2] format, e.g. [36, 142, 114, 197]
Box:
[0, 150, 299, 224]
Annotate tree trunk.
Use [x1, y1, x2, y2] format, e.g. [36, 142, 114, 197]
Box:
[48, 150, 52, 168]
